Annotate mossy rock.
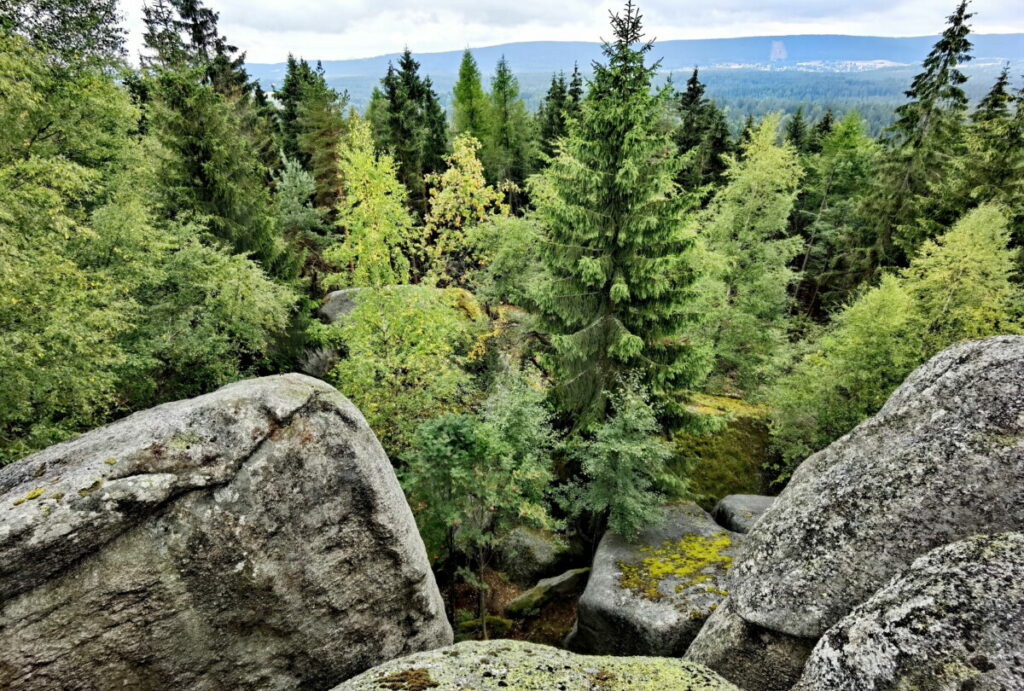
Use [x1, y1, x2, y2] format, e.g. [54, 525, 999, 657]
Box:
[566, 503, 743, 657]
[673, 394, 772, 510]
[334, 640, 739, 690]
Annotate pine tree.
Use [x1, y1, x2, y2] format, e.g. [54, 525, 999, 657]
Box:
[538, 71, 569, 159]
[482, 56, 536, 193]
[374, 50, 448, 214]
[531, 1, 708, 426]
[863, 0, 974, 268]
[567, 63, 584, 112]
[452, 50, 491, 143]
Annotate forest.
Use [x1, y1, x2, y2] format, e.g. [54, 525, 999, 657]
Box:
[2, 0, 1023, 636]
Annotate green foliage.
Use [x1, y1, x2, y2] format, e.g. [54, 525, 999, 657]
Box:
[530, 3, 709, 427]
[695, 114, 804, 394]
[471, 215, 546, 307]
[425, 135, 506, 285]
[0, 0, 125, 63]
[769, 204, 1021, 477]
[560, 382, 678, 541]
[452, 50, 492, 144]
[673, 68, 732, 192]
[483, 57, 536, 191]
[403, 370, 557, 563]
[373, 50, 448, 213]
[537, 72, 570, 159]
[324, 117, 417, 289]
[321, 286, 483, 456]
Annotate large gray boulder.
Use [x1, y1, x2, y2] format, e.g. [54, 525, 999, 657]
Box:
[794, 532, 1024, 691]
[0, 374, 451, 689]
[494, 526, 574, 584]
[731, 336, 1024, 639]
[334, 640, 739, 690]
[684, 598, 816, 691]
[319, 287, 365, 324]
[712, 494, 775, 534]
[566, 503, 742, 657]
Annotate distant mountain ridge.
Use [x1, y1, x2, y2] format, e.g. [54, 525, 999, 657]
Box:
[247, 34, 1024, 87]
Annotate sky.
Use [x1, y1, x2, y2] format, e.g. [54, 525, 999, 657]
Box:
[119, 0, 1024, 64]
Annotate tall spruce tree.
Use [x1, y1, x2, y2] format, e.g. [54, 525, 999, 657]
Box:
[538, 71, 569, 158]
[374, 50, 448, 214]
[863, 0, 974, 269]
[452, 50, 491, 143]
[295, 66, 349, 211]
[785, 106, 810, 153]
[531, 1, 708, 426]
[809, 108, 835, 153]
[277, 55, 318, 163]
[567, 63, 584, 111]
[673, 67, 732, 193]
[483, 56, 535, 191]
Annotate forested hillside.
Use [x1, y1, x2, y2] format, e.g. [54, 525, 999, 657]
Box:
[2, 0, 1023, 641]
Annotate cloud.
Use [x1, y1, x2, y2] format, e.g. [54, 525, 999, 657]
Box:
[120, 0, 1024, 63]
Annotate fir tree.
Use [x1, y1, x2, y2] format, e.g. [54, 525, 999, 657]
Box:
[531, 1, 708, 426]
[452, 50, 491, 143]
[295, 67, 349, 211]
[785, 106, 810, 153]
[567, 63, 584, 112]
[277, 55, 319, 163]
[673, 67, 732, 193]
[809, 108, 835, 153]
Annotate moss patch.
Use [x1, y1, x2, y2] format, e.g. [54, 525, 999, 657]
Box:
[672, 396, 771, 509]
[619, 533, 734, 601]
[12, 487, 45, 506]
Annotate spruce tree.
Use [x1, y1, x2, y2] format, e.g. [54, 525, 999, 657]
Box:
[567, 63, 584, 112]
[277, 55, 318, 163]
[452, 50, 491, 143]
[785, 106, 810, 153]
[482, 56, 535, 192]
[295, 66, 349, 211]
[538, 71, 569, 158]
[374, 50, 448, 214]
[531, 1, 708, 426]
[809, 108, 835, 153]
[863, 0, 974, 268]
[673, 67, 732, 193]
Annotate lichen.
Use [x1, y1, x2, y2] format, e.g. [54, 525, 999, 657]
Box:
[104, 457, 118, 465]
[376, 667, 439, 690]
[12, 487, 45, 506]
[78, 479, 103, 497]
[619, 532, 734, 601]
[168, 433, 202, 451]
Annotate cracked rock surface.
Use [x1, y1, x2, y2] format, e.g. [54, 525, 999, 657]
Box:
[0, 374, 451, 689]
[795, 532, 1024, 690]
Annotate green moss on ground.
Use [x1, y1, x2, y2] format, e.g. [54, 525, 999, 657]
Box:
[672, 394, 772, 509]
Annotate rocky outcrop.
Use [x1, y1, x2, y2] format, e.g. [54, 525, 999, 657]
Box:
[0, 374, 451, 689]
[684, 598, 816, 691]
[494, 526, 575, 584]
[334, 640, 739, 690]
[794, 532, 1024, 691]
[711, 494, 775, 534]
[731, 336, 1024, 639]
[505, 567, 590, 616]
[566, 503, 741, 657]
[319, 287, 365, 324]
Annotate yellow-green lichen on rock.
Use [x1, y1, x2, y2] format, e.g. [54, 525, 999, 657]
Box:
[619, 532, 734, 602]
[333, 640, 739, 691]
[11, 487, 45, 506]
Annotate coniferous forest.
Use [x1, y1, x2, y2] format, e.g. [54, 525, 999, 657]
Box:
[3, 0, 1024, 682]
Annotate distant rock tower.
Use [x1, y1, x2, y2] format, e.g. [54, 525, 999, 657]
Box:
[770, 40, 788, 61]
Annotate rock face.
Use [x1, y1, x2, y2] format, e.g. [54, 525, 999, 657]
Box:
[334, 640, 739, 691]
[731, 336, 1024, 639]
[794, 532, 1024, 691]
[711, 494, 775, 534]
[494, 526, 574, 584]
[684, 598, 816, 691]
[505, 567, 590, 616]
[566, 503, 741, 657]
[0, 374, 452, 689]
[319, 288, 364, 323]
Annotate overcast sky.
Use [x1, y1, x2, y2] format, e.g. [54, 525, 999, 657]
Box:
[120, 0, 1024, 64]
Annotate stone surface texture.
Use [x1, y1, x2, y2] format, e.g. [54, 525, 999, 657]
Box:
[565, 503, 741, 656]
[0, 374, 451, 689]
[711, 494, 775, 534]
[731, 336, 1024, 638]
[794, 532, 1024, 691]
[505, 567, 590, 616]
[334, 640, 739, 691]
